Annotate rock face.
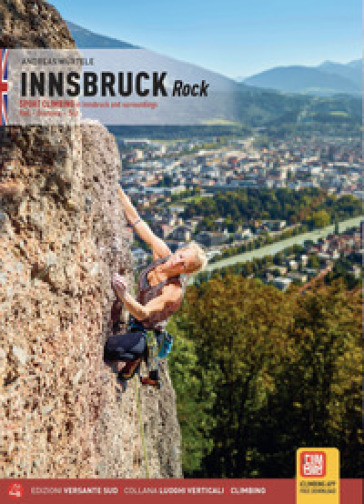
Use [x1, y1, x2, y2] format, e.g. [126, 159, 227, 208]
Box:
[0, 0, 74, 49]
[0, 0, 182, 479]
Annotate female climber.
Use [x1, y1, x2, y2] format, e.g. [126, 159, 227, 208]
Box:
[103, 186, 207, 384]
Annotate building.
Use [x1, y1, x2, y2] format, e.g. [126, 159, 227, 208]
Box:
[349, 265, 361, 279]
[300, 255, 308, 267]
[287, 272, 308, 283]
[169, 205, 185, 214]
[285, 259, 299, 271]
[264, 220, 287, 231]
[266, 265, 288, 276]
[235, 229, 253, 240]
[195, 231, 229, 248]
[154, 223, 173, 239]
[168, 225, 192, 242]
[273, 277, 293, 292]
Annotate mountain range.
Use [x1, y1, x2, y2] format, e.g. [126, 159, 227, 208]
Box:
[244, 60, 362, 96]
[66, 21, 361, 132]
[66, 21, 139, 49]
[67, 21, 361, 98]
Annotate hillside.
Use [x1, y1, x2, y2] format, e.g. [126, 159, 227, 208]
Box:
[67, 20, 139, 49]
[169, 275, 363, 477]
[318, 59, 362, 87]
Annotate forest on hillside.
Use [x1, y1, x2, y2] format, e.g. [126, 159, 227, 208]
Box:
[182, 188, 362, 232]
[167, 276, 363, 478]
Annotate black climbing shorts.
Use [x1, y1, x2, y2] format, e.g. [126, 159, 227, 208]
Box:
[104, 330, 147, 362]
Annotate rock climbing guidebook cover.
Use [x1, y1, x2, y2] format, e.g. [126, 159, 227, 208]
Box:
[0, 1, 363, 503]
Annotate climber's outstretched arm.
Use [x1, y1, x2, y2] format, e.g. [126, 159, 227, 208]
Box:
[113, 275, 181, 321]
[118, 186, 171, 260]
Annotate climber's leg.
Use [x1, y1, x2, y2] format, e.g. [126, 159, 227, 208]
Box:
[118, 359, 142, 381]
[110, 299, 123, 334]
[104, 330, 146, 362]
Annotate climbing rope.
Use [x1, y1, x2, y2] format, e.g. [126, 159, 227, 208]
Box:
[134, 376, 150, 478]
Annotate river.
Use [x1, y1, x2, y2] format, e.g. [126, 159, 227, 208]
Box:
[204, 215, 363, 273]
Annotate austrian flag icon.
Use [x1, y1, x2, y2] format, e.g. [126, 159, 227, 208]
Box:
[1, 48, 9, 126]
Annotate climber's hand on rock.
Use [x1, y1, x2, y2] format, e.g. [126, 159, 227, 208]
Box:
[111, 273, 127, 296]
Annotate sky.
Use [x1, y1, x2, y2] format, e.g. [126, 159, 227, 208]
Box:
[50, 0, 361, 79]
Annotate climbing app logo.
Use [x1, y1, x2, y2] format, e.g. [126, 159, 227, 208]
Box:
[297, 448, 339, 504]
[300, 451, 326, 478]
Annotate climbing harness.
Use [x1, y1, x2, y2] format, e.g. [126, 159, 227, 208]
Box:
[114, 315, 173, 391]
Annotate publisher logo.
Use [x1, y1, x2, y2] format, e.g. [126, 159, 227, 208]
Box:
[8, 483, 24, 499]
[300, 451, 326, 477]
[1, 48, 9, 126]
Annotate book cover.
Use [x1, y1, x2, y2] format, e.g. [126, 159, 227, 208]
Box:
[0, 1, 362, 503]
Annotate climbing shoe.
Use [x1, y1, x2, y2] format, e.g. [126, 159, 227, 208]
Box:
[118, 358, 142, 381]
[140, 376, 162, 390]
[140, 369, 161, 390]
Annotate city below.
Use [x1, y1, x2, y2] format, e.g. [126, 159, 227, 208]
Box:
[117, 133, 363, 291]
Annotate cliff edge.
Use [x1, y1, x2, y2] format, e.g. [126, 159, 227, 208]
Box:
[0, 0, 182, 478]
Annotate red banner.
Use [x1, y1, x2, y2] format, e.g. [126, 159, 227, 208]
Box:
[0, 479, 362, 504]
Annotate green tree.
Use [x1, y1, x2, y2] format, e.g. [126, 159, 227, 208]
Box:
[169, 275, 363, 478]
[307, 254, 320, 268]
[171, 276, 295, 477]
[253, 282, 363, 477]
[311, 210, 331, 228]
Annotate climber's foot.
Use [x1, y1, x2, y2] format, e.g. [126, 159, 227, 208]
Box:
[118, 358, 142, 381]
[116, 379, 128, 396]
[140, 376, 162, 390]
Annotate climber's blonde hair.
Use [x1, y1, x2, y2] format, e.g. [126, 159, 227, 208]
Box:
[183, 241, 208, 275]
